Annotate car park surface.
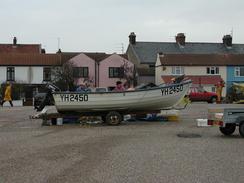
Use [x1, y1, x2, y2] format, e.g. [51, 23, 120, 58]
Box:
[0, 103, 244, 183]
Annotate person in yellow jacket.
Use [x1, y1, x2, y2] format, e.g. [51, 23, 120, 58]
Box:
[1, 82, 13, 107]
[215, 80, 225, 104]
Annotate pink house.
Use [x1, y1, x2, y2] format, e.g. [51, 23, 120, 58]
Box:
[68, 52, 134, 89]
[69, 53, 96, 87]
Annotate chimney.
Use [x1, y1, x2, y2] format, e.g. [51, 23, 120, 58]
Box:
[158, 52, 163, 55]
[56, 48, 62, 54]
[13, 37, 17, 45]
[129, 32, 136, 44]
[223, 35, 232, 47]
[41, 48, 46, 54]
[175, 33, 185, 46]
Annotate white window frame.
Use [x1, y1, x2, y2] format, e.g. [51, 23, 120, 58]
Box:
[234, 67, 244, 77]
[172, 66, 184, 75]
[43, 67, 52, 81]
[6, 67, 15, 81]
[206, 66, 219, 75]
[211, 87, 216, 92]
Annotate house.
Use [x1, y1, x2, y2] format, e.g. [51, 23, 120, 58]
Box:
[156, 54, 244, 97]
[226, 56, 244, 91]
[68, 52, 134, 90]
[0, 53, 62, 104]
[0, 37, 43, 53]
[126, 32, 244, 85]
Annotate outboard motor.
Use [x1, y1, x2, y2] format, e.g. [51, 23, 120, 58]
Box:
[36, 83, 60, 112]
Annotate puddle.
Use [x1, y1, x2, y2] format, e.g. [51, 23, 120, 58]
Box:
[177, 133, 202, 138]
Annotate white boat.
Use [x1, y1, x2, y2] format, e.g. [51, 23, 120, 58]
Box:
[52, 79, 192, 114]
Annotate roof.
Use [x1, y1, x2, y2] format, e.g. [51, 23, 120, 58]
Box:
[85, 52, 111, 61]
[59, 52, 80, 63]
[61, 52, 128, 62]
[0, 52, 129, 66]
[159, 54, 244, 66]
[0, 53, 62, 66]
[162, 75, 223, 85]
[84, 52, 128, 61]
[129, 42, 244, 64]
[0, 44, 41, 53]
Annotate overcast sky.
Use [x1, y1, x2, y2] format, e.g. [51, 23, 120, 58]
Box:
[1, 0, 243, 53]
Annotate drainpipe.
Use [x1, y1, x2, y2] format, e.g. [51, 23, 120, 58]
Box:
[97, 62, 100, 87]
[95, 62, 97, 87]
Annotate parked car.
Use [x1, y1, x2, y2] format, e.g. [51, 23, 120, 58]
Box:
[188, 87, 217, 103]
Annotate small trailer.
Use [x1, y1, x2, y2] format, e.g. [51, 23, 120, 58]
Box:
[31, 108, 162, 126]
[208, 107, 244, 137]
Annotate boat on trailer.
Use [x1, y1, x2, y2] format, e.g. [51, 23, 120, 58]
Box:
[49, 80, 192, 125]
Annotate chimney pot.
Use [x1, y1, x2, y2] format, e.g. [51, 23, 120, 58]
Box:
[57, 48, 62, 53]
[175, 33, 185, 46]
[13, 37, 17, 45]
[41, 49, 46, 54]
[129, 32, 136, 44]
[223, 34, 232, 47]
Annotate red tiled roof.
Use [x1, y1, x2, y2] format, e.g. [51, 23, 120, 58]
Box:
[0, 53, 62, 66]
[159, 54, 244, 66]
[162, 75, 223, 85]
[0, 44, 41, 53]
[60, 52, 80, 63]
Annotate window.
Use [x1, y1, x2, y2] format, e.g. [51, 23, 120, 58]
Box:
[109, 67, 124, 78]
[6, 67, 15, 81]
[206, 67, 219, 75]
[172, 66, 184, 75]
[211, 87, 216, 92]
[43, 67, 51, 81]
[73, 67, 89, 78]
[234, 67, 244, 77]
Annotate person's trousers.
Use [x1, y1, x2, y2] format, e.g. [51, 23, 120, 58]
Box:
[1, 100, 13, 107]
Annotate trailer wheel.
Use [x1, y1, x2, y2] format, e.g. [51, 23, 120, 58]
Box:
[105, 111, 122, 125]
[101, 115, 106, 123]
[219, 124, 236, 136]
[239, 122, 244, 138]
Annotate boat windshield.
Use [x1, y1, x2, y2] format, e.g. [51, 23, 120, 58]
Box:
[135, 83, 158, 90]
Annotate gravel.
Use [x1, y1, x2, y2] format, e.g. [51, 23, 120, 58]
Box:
[0, 104, 244, 183]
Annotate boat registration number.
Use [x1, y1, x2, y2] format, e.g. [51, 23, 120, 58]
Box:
[60, 94, 89, 102]
[161, 84, 183, 96]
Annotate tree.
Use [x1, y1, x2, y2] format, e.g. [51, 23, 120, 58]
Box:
[52, 62, 76, 91]
[120, 60, 137, 87]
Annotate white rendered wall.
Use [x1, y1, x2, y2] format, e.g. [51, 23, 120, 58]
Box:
[0, 66, 44, 84]
[156, 65, 227, 96]
[0, 67, 6, 83]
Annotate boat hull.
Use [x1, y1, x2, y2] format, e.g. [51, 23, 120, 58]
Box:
[53, 80, 192, 114]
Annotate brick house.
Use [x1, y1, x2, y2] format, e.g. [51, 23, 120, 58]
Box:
[126, 32, 244, 85]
